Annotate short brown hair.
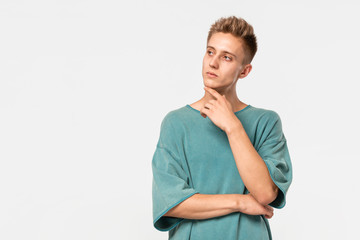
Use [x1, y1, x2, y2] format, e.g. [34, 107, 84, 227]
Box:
[207, 16, 257, 64]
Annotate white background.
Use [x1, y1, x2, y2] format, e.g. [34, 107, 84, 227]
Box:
[1, 0, 359, 239]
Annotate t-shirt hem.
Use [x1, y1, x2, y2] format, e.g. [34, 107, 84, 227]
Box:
[263, 160, 287, 209]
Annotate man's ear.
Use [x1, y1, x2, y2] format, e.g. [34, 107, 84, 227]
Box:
[238, 64, 252, 79]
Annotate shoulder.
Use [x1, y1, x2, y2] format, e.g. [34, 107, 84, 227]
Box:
[157, 105, 190, 140]
[247, 105, 281, 124]
[160, 105, 190, 129]
[157, 106, 189, 149]
[248, 105, 285, 142]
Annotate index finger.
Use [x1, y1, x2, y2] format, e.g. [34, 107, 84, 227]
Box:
[204, 86, 222, 100]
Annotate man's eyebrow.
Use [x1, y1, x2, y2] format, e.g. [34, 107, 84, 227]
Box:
[207, 45, 237, 58]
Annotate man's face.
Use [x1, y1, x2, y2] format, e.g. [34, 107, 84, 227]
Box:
[202, 32, 248, 90]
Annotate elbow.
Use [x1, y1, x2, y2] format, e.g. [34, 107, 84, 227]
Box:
[256, 187, 279, 206]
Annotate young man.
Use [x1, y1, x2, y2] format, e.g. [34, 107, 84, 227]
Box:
[152, 16, 292, 240]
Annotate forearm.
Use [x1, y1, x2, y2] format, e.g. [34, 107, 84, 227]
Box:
[226, 123, 278, 205]
[163, 193, 239, 219]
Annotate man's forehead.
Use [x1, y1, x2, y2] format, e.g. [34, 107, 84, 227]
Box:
[207, 33, 244, 55]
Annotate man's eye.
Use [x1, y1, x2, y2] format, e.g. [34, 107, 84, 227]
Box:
[224, 56, 232, 60]
[207, 50, 213, 55]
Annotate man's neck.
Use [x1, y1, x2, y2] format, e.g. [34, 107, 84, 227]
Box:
[191, 90, 247, 113]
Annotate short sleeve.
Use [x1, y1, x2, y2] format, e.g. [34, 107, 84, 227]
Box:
[257, 112, 293, 209]
[151, 115, 199, 231]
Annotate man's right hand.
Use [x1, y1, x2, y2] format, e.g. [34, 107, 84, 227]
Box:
[238, 194, 274, 219]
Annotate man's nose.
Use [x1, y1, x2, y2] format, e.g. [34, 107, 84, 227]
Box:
[209, 56, 219, 69]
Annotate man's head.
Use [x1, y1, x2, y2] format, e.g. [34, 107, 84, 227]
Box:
[202, 16, 257, 91]
[207, 16, 257, 65]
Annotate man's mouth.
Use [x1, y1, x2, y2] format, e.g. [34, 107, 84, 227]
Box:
[206, 72, 218, 77]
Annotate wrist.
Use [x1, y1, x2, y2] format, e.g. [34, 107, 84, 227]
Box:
[235, 194, 245, 212]
[225, 120, 244, 136]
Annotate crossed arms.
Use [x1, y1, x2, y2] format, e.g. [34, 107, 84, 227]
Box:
[164, 124, 278, 220]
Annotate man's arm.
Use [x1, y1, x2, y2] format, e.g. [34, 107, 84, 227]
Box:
[199, 87, 278, 206]
[226, 124, 278, 206]
[163, 193, 273, 219]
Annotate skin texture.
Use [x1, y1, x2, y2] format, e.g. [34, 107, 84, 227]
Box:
[164, 193, 274, 220]
[164, 32, 277, 220]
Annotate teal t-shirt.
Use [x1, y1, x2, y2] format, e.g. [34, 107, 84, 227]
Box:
[152, 104, 292, 240]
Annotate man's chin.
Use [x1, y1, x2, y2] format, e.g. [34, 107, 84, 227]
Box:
[203, 80, 221, 89]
